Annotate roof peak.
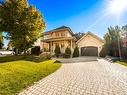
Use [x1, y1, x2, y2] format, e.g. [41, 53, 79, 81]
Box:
[54, 26, 69, 30]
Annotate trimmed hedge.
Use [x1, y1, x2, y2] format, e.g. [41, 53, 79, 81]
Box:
[54, 45, 61, 58]
[73, 46, 79, 57]
[65, 47, 71, 58]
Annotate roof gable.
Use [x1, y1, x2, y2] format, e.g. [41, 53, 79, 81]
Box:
[76, 32, 104, 44]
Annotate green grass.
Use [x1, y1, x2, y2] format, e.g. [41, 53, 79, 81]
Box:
[116, 60, 127, 67]
[0, 60, 61, 95]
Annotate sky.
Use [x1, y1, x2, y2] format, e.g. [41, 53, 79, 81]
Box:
[3, 0, 127, 45]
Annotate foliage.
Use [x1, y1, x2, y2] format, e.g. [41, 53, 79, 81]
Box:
[104, 26, 121, 57]
[99, 46, 107, 57]
[31, 46, 41, 55]
[65, 47, 71, 58]
[0, 32, 3, 49]
[39, 53, 52, 61]
[73, 46, 79, 57]
[0, 60, 61, 95]
[54, 45, 61, 58]
[0, 0, 45, 52]
[0, 55, 52, 63]
[121, 24, 127, 59]
[74, 32, 85, 40]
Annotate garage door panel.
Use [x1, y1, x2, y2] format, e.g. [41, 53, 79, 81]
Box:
[81, 46, 98, 56]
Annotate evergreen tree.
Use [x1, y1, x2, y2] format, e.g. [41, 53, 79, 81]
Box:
[65, 47, 71, 58]
[54, 45, 61, 57]
[73, 46, 79, 57]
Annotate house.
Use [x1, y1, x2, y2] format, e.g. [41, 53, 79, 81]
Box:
[40, 26, 104, 56]
[41, 26, 77, 54]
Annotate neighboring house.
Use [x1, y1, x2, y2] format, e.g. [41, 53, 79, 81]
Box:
[39, 26, 104, 56]
[34, 38, 41, 47]
[41, 26, 77, 53]
[76, 32, 104, 56]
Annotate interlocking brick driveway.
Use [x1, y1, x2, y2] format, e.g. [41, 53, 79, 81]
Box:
[19, 59, 127, 95]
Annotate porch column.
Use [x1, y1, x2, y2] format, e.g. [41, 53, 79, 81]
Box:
[64, 40, 65, 53]
[70, 39, 73, 57]
[98, 46, 100, 56]
[48, 42, 51, 52]
[79, 46, 81, 56]
[52, 41, 53, 53]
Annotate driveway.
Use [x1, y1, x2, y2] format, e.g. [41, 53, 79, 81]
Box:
[19, 59, 127, 95]
[52, 56, 99, 63]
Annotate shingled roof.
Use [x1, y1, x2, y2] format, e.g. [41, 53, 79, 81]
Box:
[43, 26, 75, 36]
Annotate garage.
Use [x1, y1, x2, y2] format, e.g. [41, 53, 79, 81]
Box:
[76, 32, 104, 57]
[81, 46, 98, 56]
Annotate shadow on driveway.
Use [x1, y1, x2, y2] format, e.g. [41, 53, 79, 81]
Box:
[52, 56, 99, 63]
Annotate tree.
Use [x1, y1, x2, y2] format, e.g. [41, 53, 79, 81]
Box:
[0, 0, 45, 53]
[65, 47, 71, 58]
[104, 26, 121, 57]
[73, 46, 79, 57]
[0, 32, 3, 49]
[54, 45, 61, 58]
[74, 32, 84, 40]
[121, 24, 127, 58]
[99, 46, 107, 57]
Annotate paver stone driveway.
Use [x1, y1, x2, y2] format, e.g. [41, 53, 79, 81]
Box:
[19, 59, 127, 95]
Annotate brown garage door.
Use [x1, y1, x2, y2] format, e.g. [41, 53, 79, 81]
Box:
[81, 46, 98, 56]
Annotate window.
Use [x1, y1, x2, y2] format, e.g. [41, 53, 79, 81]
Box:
[55, 33, 59, 37]
[61, 32, 65, 37]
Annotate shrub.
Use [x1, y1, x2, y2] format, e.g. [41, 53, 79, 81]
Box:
[31, 46, 41, 55]
[73, 46, 79, 57]
[39, 53, 52, 62]
[54, 45, 61, 58]
[99, 46, 107, 57]
[65, 47, 71, 58]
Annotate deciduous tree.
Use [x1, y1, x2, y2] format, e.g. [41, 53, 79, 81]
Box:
[0, 32, 3, 49]
[0, 0, 45, 53]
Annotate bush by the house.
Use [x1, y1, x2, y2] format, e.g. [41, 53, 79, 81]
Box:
[39, 53, 52, 61]
[65, 47, 71, 58]
[99, 46, 107, 57]
[31, 46, 41, 55]
[73, 46, 79, 57]
[54, 45, 61, 58]
[0, 55, 48, 63]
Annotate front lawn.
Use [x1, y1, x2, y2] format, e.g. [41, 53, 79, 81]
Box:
[116, 60, 127, 67]
[0, 60, 61, 95]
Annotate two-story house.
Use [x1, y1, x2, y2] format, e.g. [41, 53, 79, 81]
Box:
[41, 26, 77, 54]
[37, 26, 104, 56]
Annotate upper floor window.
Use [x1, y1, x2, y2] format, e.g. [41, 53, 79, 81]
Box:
[61, 32, 65, 37]
[55, 33, 59, 37]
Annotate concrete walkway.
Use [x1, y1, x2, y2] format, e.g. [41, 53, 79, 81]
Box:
[19, 59, 127, 95]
